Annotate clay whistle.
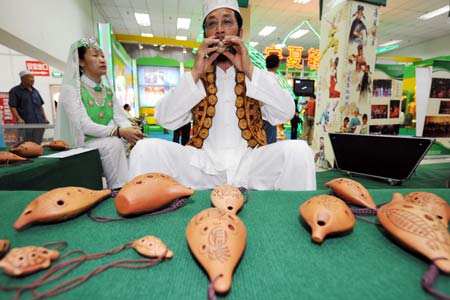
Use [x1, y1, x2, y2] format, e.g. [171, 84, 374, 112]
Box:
[131, 235, 173, 259]
[10, 141, 43, 158]
[0, 151, 27, 164]
[14, 187, 112, 230]
[404, 192, 450, 227]
[378, 193, 450, 273]
[0, 240, 10, 257]
[325, 178, 376, 209]
[44, 140, 69, 150]
[115, 173, 194, 216]
[300, 194, 356, 243]
[186, 208, 247, 293]
[210, 184, 244, 214]
[0, 245, 59, 276]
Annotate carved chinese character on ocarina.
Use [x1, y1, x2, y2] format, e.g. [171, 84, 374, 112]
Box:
[44, 140, 69, 151]
[10, 141, 43, 158]
[186, 208, 247, 293]
[300, 194, 356, 243]
[403, 192, 450, 227]
[0, 246, 60, 276]
[378, 193, 450, 273]
[0, 151, 27, 164]
[14, 187, 112, 230]
[131, 235, 173, 259]
[115, 173, 194, 216]
[325, 178, 376, 209]
[210, 184, 244, 215]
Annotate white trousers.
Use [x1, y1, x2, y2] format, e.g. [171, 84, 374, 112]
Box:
[129, 139, 316, 191]
[86, 137, 128, 190]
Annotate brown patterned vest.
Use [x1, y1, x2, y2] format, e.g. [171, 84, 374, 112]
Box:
[187, 67, 267, 149]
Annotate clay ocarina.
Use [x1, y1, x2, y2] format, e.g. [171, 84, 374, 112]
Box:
[0, 245, 59, 276]
[325, 178, 376, 209]
[10, 141, 43, 158]
[0, 151, 27, 164]
[131, 235, 173, 259]
[211, 184, 244, 214]
[14, 187, 112, 230]
[300, 194, 356, 243]
[186, 207, 247, 293]
[44, 140, 69, 151]
[115, 173, 194, 216]
[404, 192, 450, 227]
[0, 240, 10, 257]
[378, 193, 450, 273]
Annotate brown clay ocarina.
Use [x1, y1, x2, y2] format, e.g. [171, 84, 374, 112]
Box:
[0, 151, 27, 164]
[131, 235, 173, 259]
[300, 194, 356, 243]
[44, 140, 69, 151]
[0, 245, 59, 276]
[10, 141, 43, 158]
[210, 184, 244, 214]
[325, 178, 376, 209]
[186, 207, 247, 293]
[14, 187, 112, 230]
[378, 193, 450, 273]
[404, 192, 450, 227]
[115, 173, 194, 216]
[0, 240, 10, 257]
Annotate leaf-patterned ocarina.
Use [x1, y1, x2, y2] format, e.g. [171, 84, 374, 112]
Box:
[10, 141, 43, 158]
[131, 235, 173, 258]
[0, 246, 60, 276]
[404, 192, 450, 228]
[44, 140, 69, 151]
[0, 151, 27, 164]
[210, 184, 244, 215]
[325, 178, 376, 209]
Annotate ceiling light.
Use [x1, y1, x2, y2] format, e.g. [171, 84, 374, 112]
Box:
[249, 41, 259, 47]
[378, 40, 402, 47]
[289, 29, 309, 39]
[176, 36, 187, 40]
[376, 45, 399, 54]
[293, 0, 311, 3]
[134, 13, 150, 26]
[258, 26, 277, 37]
[418, 5, 449, 20]
[177, 18, 191, 30]
[141, 33, 153, 37]
[275, 43, 286, 49]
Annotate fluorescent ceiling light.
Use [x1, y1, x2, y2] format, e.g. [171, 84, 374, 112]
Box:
[418, 5, 449, 20]
[249, 41, 259, 47]
[258, 26, 276, 37]
[275, 43, 286, 49]
[177, 18, 191, 30]
[135, 13, 150, 26]
[378, 40, 402, 47]
[141, 33, 153, 37]
[176, 36, 187, 40]
[290, 29, 309, 39]
[293, 0, 310, 3]
[376, 45, 399, 54]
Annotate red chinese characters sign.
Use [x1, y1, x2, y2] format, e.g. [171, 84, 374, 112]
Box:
[264, 46, 320, 70]
[0, 92, 15, 124]
[25, 60, 50, 76]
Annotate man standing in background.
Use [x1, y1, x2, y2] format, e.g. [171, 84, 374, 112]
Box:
[301, 94, 316, 145]
[263, 54, 281, 144]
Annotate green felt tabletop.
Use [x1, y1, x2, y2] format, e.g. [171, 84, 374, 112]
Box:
[0, 188, 449, 300]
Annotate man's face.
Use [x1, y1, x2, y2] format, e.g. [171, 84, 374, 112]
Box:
[21, 74, 34, 86]
[204, 8, 240, 39]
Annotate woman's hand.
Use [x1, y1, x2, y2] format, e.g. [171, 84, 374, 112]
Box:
[119, 126, 145, 145]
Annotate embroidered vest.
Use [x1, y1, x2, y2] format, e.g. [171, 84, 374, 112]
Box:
[187, 67, 267, 149]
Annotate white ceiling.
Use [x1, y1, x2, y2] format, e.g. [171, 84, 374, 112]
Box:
[92, 0, 450, 53]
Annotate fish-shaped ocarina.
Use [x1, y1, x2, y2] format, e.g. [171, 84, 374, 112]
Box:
[210, 184, 244, 214]
[325, 178, 376, 209]
[300, 194, 356, 243]
[131, 235, 173, 259]
[186, 208, 247, 293]
[0, 151, 27, 164]
[14, 187, 112, 230]
[44, 140, 69, 151]
[0, 245, 59, 276]
[378, 193, 450, 273]
[404, 192, 450, 227]
[115, 173, 194, 216]
[10, 141, 43, 158]
[0, 240, 10, 257]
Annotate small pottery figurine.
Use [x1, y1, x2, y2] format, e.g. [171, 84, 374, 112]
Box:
[0, 245, 60, 276]
[378, 193, 450, 273]
[115, 173, 194, 216]
[131, 235, 173, 259]
[300, 194, 356, 243]
[325, 178, 376, 209]
[404, 192, 450, 227]
[0, 240, 10, 257]
[44, 140, 69, 151]
[9, 141, 43, 158]
[210, 184, 244, 214]
[0, 151, 27, 164]
[186, 208, 247, 293]
[14, 187, 112, 230]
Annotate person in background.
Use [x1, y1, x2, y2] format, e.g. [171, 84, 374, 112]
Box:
[290, 98, 302, 139]
[263, 54, 281, 144]
[301, 94, 316, 145]
[359, 113, 368, 134]
[9, 70, 49, 144]
[173, 122, 191, 145]
[349, 107, 361, 133]
[341, 117, 351, 133]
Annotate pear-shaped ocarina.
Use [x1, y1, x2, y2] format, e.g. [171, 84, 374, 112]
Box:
[14, 187, 112, 230]
[325, 178, 376, 209]
[300, 194, 356, 243]
[131, 235, 173, 259]
[0, 240, 10, 257]
[115, 173, 194, 216]
[211, 184, 244, 214]
[0, 151, 27, 164]
[10, 141, 43, 158]
[186, 207, 247, 293]
[0, 245, 59, 276]
[44, 140, 69, 151]
[404, 192, 450, 227]
[378, 193, 450, 273]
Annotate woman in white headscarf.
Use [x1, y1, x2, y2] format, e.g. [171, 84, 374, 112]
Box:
[55, 37, 144, 189]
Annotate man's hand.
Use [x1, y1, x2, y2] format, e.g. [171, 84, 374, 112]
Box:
[222, 36, 254, 80]
[191, 38, 220, 83]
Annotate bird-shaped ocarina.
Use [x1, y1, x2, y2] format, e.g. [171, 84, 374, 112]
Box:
[0, 151, 27, 164]
[300, 194, 356, 243]
[115, 173, 194, 216]
[325, 178, 376, 209]
[131, 235, 173, 259]
[378, 193, 450, 273]
[0, 245, 60, 276]
[10, 141, 43, 158]
[404, 192, 450, 227]
[186, 208, 247, 293]
[14, 187, 112, 230]
[210, 184, 244, 214]
[0, 240, 10, 257]
[44, 140, 69, 151]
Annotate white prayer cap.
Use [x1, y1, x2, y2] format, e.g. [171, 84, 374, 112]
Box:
[203, 0, 240, 19]
[19, 70, 32, 78]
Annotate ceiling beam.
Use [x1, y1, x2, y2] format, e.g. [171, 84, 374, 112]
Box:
[114, 34, 200, 49]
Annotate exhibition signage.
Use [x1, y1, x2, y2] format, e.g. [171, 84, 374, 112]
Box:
[25, 61, 50, 76]
[263, 46, 320, 70]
